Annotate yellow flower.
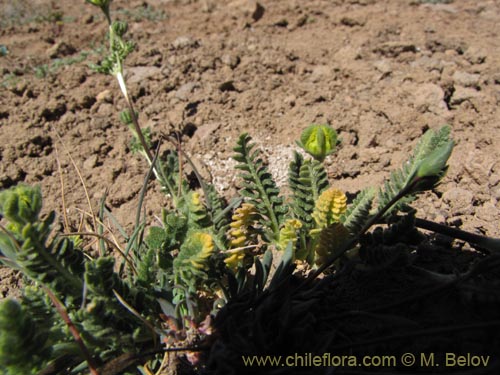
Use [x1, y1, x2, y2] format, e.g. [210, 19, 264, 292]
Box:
[228, 203, 259, 248]
[224, 249, 246, 271]
[311, 188, 347, 230]
[175, 231, 214, 270]
[278, 219, 303, 250]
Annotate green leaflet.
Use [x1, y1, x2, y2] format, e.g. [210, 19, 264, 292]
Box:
[233, 133, 288, 242]
[288, 151, 329, 228]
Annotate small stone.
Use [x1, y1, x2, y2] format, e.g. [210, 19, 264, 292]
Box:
[172, 36, 198, 49]
[10, 81, 27, 96]
[373, 59, 392, 74]
[489, 173, 500, 188]
[413, 83, 447, 114]
[96, 90, 113, 103]
[126, 66, 161, 84]
[184, 157, 212, 182]
[340, 16, 365, 27]
[373, 41, 418, 57]
[293, 14, 308, 29]
[175, 82, 199, 101]
[284, 95, 296, 107]
[84, 14, 94, 24]
[221, 54, 240, 69]
[47, 41, 76, 58]
[452, 71, 480, 88]
[493, 186, 500, 201]
[83, 155, 98, 170]
[310, 65, 332, 83]
[464, 46, 487, 64]
[228, 0, 265, 22]
[219, 81, 237, 92]
[475, 202, 499, 223]
[442, 187, 474, 216]
[447, 216, 463, 227]
[199, 57, 215, 70]
[450, 86, 479, 105]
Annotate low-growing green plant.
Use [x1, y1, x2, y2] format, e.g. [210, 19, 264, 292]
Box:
[0, 124, 457, 374]
[2, 1, 499, 374]
[33, 50, 99, 78]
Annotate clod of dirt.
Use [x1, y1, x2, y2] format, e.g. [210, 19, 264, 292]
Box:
[24, 135, 53, 157]
[452, 70, 481, 88]
[220, 54, 240, 69]
[81, 95, 97, 109]
[83, 155, 99, 170]
[175, 82, 200, 101]
[340, 16, 365, 27]
[40, 101, 67, 122]
[46, 41, 77, 58]
[228, 0, 265, 22]
[172, 36, 199, 49]
[442, 187, 474, 216]
[218, 80, 237, 92]
[464, 45, 487, 64]
[0, 165, 26, 189]
[373, 41, 418, 57]
[96, 89, 113, 103]
[450, 86, 479, 106]
[413, 83, 448, 114]
[126, 66, 162, 84]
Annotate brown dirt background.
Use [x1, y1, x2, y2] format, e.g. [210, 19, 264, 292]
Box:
[1, 0, 500, 297]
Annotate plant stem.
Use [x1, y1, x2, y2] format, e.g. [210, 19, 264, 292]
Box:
[115, 72, 153, 163]
[415, 217, 500, 253]
[44, 286, 100, 375]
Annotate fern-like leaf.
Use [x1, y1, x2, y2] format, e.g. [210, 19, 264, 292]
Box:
[0, 185, 85, 302]
[288, 151, 329, 228]
[205, 184, 230, 244]
[378, 126, 453, 216]
[341, 187, 376, 235]
[233, 134, 287, 242]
